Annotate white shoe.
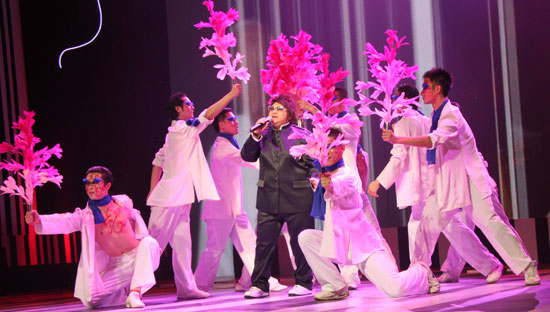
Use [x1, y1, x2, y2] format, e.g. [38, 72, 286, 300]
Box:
[486, 263, 503, 284]
[288, 285, 312, 296]
[524, 260, 541, 286]
[126, 291, 145, 308]
[345, 274, 360, 290]
[244, 286, 269, 299]
[314, 286, 349, 301]
[419, 263, 440, 294]
[268, 277, 287, 292]
[438, 272, 459, 283]
[177, 289, 210, 300]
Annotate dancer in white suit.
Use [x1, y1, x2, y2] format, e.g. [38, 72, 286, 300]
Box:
[194, 108, 286, 292]
[301, 88, 394, 290]
[371, 85, 503, 283]
[25, 166, 160, 308]
[299, 128, 439, 301]
[147, 84, 242, 299]
[382, 68, 540, 286]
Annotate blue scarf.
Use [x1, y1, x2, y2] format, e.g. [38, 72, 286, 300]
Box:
[217, 132, 239, 149]
[336, 110, 348, 118]
[427, 99, 448, 164]
[311, 158, 345, 220]
[185, 118, 201, 127]
[88, 194, 112, 224]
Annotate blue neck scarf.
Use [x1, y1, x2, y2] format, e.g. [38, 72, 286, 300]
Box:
[311, 158, 345, 220]
[185, 118, 200, 127]
[427, 99, 448, 164]
[336, 110, 348, 118]
[88, 194, 112, 224]
[218, 132, 239, 149]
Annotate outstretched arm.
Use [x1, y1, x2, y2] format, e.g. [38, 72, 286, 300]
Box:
[382, 129, 432, 148]
[204, 84, 242, 120]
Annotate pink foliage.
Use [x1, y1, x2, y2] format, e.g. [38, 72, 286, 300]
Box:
[195, 0, 250, 83]
[260, 31, 323, 104]
[0, 111, 63, 208]
[355, 29, 419, 129]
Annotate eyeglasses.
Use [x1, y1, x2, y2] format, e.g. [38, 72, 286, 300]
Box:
[83, 178, 102, 185]
[226, 115, 238, 122]
[268, 106, 285, 111]
[422, 83, 430, 90]
[184, 99, 194, 107]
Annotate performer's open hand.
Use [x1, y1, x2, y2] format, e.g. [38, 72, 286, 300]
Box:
[368, 180, 380, 198]
[25, 210, 40, 225]
[382, 128, 397, 144]
[320, 173, 333, 192]
[230, 83, 242, 97]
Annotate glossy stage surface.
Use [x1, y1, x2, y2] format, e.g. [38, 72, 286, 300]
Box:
[1, 269, 548, 312]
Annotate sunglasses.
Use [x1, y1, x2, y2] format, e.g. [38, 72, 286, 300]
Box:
[83, 178, 102, 185]
[226, 115, 238, 122]
[184, 99, 194, 107]
[422, 83, 430, 90]
[268, 106, 285, 111]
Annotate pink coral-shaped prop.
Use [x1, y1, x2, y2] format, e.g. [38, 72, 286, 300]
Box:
[355, 29, 419, 129]
[195, 0, 250, 83]
[0, 111, 63, 210]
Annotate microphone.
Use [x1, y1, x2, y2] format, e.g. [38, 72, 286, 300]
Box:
[250, 116, 272, 132]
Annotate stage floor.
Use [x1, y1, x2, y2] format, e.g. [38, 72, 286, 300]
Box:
[1, 270, 548, 312]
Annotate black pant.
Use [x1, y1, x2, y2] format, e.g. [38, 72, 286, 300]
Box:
[251, 210, 314, 292]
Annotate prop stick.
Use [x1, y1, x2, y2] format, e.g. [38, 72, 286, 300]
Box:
[195, 0, 250, 83]
[355, 29, 419, 129]
[0, 111, 63, 212]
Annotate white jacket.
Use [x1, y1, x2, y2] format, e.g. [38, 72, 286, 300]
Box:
[147, 110, 219, 207]
[320, 167, 385, 265]
[377, 111, 431, 208]
[201, 136, 258, 219]
[34, 195, 149, 305]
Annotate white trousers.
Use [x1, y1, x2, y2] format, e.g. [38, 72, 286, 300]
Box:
[440, 208, 474, 278]
[194, 215, 257, 290]
[298, 230, 428, 297]
[149, 204, 199, 297]
[464, 185, 531, 274]
[86, 236, 160, 308]
[340, 195, 396, 286]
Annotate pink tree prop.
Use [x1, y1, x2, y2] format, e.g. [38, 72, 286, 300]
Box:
[195, 0, 250, 83]
[289, 53, 362, 167]
[260, 30, 323, 104]
[355, 29, 419, 129]
[0, 111, 63, 211]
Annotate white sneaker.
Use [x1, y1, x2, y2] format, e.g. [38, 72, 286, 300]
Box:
[524, 260, 541, 286]
[314, 286, 349, 301]
[244, 286, 269, 299]
[438, 272, 459, 283]
[486, 263, 503, 284]
[419, 263, 440, 294]
[177, 289, 210, 300]
[125, 291, 145, 308]
[288, 285, 312, 296]
[268, 277, 288, 292]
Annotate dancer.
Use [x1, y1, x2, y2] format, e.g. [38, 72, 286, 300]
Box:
[382, 68, 540, 286]
[194, 108, 286, 292]
[299, 128, 439, 301]
[25, 166, 160, 308]
[147, 84, 242, 299]
[242, 95, 315, 298]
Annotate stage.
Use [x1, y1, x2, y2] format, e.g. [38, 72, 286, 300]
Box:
[1, 269, 548, 312]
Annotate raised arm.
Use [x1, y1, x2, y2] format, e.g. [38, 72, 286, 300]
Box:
[382, 128, 432, 148]
[204, 84, 242, 120]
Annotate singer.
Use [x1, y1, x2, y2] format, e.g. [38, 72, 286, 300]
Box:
[241, 95, 315, 298]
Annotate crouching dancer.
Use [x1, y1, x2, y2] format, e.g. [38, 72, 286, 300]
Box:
[25, 166, 160, 309]
[298, 129, 439, 301]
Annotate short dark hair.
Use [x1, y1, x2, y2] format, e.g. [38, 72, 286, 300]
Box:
[423, 68, 453, 97]
[334, 87, 348, 100]
[213, 108, 233, 132]
[85, 166, 113, 185]
[397, 84, 419, 110]
[327, 127, 343, 139]
[270, 95, 297, 124]
[167, 92, 187, 120]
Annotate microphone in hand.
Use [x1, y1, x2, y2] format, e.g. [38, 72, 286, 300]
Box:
[250, 116, 272, 132]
